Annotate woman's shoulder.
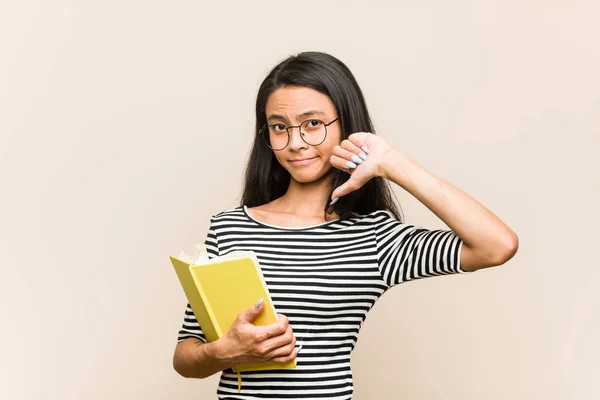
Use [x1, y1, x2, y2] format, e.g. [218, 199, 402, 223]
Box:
[210, 206, 246, 221]
[353, 208, 398, 224]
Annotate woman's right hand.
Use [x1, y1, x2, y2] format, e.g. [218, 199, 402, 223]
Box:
[216, 299, 297, 365]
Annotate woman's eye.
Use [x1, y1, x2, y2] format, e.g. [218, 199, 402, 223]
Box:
[309, 120, 322, 127]
[273, 124, 286, 131]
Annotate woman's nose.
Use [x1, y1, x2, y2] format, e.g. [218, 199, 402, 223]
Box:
[287, 126, 308, 150]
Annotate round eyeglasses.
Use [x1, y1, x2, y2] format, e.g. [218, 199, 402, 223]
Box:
[260, 117, 340, 151]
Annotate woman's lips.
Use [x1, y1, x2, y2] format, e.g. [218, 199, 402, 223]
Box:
[289, 157, 317, 166]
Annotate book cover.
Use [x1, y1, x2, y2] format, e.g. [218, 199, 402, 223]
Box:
[170, 248, 296, 372]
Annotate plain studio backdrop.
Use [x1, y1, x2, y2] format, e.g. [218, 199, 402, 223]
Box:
[1, 1, 598, 399]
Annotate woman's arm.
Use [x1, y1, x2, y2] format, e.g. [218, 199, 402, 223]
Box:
[173, 338, 236, 379]
[330, 134, 519, 271]
[379, 148, 518, 271]
[173, 301, 297, 379]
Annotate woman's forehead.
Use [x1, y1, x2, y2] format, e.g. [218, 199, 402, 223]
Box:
[265, 87, 336, 121]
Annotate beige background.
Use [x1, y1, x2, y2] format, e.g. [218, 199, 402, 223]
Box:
[1, 1, 599, 399]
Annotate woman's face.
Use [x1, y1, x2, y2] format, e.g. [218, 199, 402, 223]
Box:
[264, 86, 342, 184]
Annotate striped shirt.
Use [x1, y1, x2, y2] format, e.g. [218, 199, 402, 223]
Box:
[178, 205, 468, 399]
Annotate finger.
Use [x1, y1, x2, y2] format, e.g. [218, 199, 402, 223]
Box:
[256, 314, 289, 340]
[332, 177, 362, 199]
[259, 325, 294, 353]
[267, 339, 297, 362]
[271, 350, 297, 364]
[333, 145, 366, 166]
[340, 138, 364, 156]
[330, 154, 356, 173]
[238, 298, 265, 323]
[347, 132, 370, 149]
[265, 332, 295, 358]
[344, 136, 370, 160]
[277, 314, 289, 324]
[276, 314, 290, 333]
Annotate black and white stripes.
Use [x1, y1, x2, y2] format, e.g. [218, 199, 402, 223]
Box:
[178, 206, 466, 399]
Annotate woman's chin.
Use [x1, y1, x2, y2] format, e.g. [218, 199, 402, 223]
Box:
[289, 168, 334, 184]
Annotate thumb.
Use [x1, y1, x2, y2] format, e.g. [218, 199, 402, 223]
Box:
[330, 184, 348, 202]
[331, 181, 354, 203]
[238, 298, 264, 323]
[331, 176, 365, 202]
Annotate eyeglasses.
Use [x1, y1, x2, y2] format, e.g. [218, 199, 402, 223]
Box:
[260, 117, 340, 151]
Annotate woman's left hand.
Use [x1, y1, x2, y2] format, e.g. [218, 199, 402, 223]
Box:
[329, 132, 393, 202]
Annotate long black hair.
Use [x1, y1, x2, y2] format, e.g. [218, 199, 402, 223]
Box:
[241, 51, 403, 221]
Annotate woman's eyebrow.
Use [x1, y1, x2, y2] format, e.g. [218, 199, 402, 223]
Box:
[266, 113, 286, 122]
[267, 110, 326, 123]
[297, 110, 326, 119]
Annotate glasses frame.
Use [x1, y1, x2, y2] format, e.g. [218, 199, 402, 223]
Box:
[260, 117, 340, 151]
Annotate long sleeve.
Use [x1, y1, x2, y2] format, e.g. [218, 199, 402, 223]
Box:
[375, 211, 469, 288]
[176, 217, 219, 343]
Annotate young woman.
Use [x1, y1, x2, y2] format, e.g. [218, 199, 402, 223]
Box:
[172, 51, 518, 399]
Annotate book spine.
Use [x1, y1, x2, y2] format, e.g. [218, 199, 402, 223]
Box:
[190, 266, 224, 338]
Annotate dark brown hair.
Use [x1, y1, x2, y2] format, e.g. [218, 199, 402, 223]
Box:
[241, 51, 403, 221]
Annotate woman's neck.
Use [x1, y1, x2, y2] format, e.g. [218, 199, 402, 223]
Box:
[275, 176, 333, 218]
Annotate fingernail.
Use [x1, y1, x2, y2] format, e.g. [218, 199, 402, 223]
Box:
[345, 161, 357, 169]
[361, 145, 370, 154]
[329, 197, 339, 205]
[255, 298, 263, 309]
[358, 152, 368, 161]
[351, 155, 363, 164]
[296, 345, 303, 354]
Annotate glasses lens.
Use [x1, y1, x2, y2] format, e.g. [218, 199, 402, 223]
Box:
[300, 119, 327, 145]
[263, 124, 288, 150]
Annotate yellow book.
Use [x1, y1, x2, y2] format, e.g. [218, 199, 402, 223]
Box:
[170, 247, 297, 376]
